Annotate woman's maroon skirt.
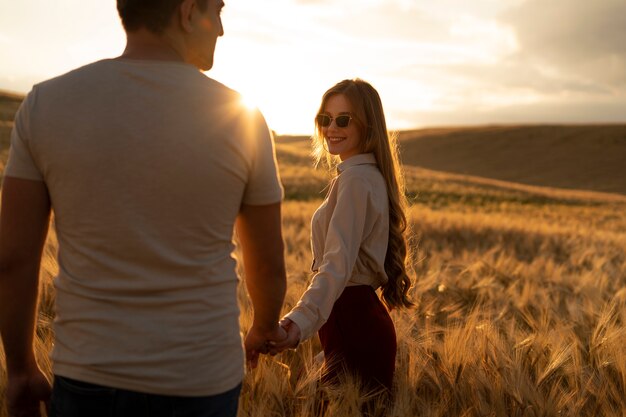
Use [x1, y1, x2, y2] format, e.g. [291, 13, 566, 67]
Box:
[318, 285, 396, 392]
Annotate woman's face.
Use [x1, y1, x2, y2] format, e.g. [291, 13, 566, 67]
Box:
[319, 94, 362, 161]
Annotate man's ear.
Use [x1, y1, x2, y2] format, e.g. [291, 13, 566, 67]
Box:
[179, 0, 197, 33]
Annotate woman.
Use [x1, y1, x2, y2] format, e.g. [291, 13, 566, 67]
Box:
[274, 79, 413, 393]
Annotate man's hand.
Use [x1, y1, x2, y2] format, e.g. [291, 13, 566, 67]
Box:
[236, 202, 287, 368]
[6, 365, 52, 417]
[245, 324, 287, 369]
[0, 177, 51, 417]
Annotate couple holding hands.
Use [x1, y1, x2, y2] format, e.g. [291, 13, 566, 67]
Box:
[0, 0, 413, 416]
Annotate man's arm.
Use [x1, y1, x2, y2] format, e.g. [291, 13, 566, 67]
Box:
[236, 202, 287, 368]
[0, 177, 52, 416]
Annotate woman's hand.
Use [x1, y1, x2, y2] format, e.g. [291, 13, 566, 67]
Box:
[268, 318, 301, 354]
[245, 324, 287, 369]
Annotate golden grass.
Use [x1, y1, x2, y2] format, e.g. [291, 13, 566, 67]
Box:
[1, 138, 626, 416]
[240, 196, 625, 417]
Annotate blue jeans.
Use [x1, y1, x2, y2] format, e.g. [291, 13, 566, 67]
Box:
[49, 375, 241, 417]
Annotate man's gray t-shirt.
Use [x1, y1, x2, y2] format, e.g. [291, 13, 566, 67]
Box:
[5, 59, 283, 395]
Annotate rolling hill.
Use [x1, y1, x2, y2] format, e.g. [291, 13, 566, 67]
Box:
[398, 125, 626, 195]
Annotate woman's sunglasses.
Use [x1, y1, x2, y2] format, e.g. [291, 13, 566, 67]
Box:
[316, 114, 353, 128]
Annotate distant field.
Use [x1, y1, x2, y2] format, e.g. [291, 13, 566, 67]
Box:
[0, 90, 23, 123]
[0, 90, 23, 176]
[398, 125, 626, 195]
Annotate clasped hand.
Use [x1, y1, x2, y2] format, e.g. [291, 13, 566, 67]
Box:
[244, 319, 301, 368]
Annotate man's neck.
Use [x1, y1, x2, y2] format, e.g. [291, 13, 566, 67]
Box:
[119, 28, 187, 63]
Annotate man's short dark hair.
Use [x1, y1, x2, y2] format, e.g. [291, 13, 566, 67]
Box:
[117, 0, 209, 34]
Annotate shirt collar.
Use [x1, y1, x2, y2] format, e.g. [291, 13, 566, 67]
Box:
[337, 153, 377, 173]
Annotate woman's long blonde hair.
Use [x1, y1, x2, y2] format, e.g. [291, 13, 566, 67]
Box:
[313, 79, 414, 309]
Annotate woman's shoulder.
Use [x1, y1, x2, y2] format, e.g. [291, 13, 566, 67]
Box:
[341, 163, 384, 185]
[339, 165, 375, 183]
[337, 166, 386, 203]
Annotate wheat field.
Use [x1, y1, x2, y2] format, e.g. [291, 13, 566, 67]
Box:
[1, 137, 626, 416]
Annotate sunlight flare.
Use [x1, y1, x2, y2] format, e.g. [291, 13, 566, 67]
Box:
[240, 93, 258, 111]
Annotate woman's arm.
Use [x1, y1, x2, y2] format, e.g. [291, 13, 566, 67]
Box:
[284, 174, 373, 342]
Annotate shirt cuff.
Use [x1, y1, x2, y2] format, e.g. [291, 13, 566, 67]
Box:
[283, 310, 315, 343]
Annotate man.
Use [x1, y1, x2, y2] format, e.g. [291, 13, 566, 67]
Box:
[0, 0, 287, 415]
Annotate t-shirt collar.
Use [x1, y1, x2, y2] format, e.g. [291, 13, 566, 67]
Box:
[337, 153, 377, 173]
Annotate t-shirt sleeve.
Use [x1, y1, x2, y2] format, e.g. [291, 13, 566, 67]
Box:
[4, 89, 44, 181]
[241, 109, 283, 205]
[284, 174, 371, 341]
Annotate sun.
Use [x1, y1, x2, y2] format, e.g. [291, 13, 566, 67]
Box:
[227, 80, 316, 134]
[240, 93, 258, 111]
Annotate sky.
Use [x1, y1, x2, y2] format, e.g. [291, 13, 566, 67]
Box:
[0, 0, 625, 135]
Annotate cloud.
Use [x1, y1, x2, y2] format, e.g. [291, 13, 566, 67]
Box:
[442, 58, 612, 96]
[315, 3, 450, 43]
[293, 0, 409, 7]
[502, 0, 626, 90]
[267, 0, 626, 129]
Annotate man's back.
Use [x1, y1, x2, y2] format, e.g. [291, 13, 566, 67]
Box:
[6, 58, 283, 395]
